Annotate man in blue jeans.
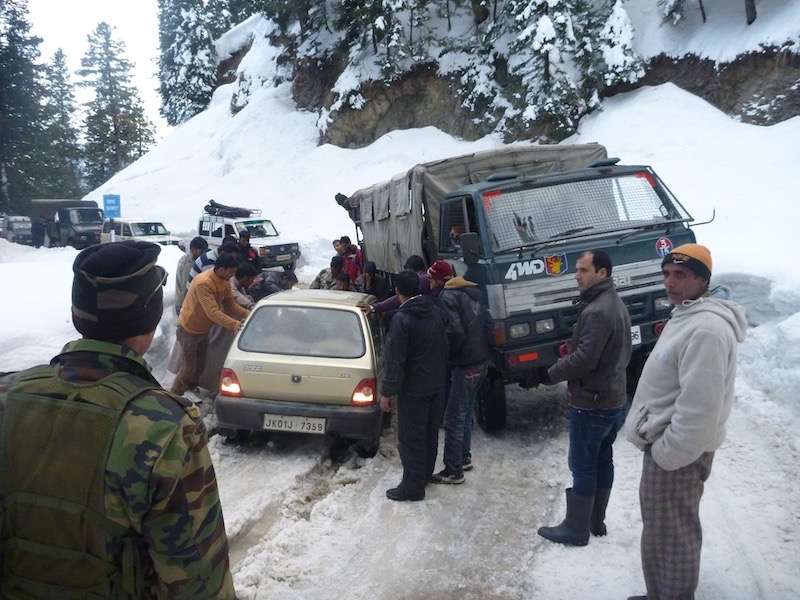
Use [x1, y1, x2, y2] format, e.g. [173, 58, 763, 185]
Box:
[427, 260, 493, 485]
[538, 249, 632, 546]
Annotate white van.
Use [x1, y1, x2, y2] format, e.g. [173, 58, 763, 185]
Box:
[101, 218, 184, 249]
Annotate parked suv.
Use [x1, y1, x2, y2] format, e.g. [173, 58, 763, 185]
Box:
[2, 215, 33, 245]
[198, 200, 301, 269]
[101, 218, 184, 248]
[215, 289, 385, 456]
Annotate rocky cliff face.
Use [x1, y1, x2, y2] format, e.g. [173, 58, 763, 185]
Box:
[289, 48, 799, 148]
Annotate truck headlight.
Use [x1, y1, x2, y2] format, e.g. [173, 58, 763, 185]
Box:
[535, 318, 555, 334]
[655, 297, 672, 311]
[509, 323, 530, 339]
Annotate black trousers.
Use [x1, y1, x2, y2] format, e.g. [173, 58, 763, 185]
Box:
[396, 390, 445, 497]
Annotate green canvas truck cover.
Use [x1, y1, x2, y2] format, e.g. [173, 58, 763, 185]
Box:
[340, 144, 608, 273]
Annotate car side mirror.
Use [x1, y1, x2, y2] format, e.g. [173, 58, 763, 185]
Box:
[460, 232, 481, 265]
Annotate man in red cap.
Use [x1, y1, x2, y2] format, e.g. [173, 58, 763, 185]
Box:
[624, 243, 747, 600]
[428, 260, 493, 484]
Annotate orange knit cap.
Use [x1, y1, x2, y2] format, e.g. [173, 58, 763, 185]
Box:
[662, 243, 712, 279]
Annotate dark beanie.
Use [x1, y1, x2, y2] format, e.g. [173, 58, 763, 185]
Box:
[72, 241, 166, 341]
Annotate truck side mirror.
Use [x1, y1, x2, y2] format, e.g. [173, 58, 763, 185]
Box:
[460, 232, 481, 265]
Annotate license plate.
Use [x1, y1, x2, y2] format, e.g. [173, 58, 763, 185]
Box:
[263, 413, 326, 434]
[277, 253, 291, 261]
[630, 325, 642, 346]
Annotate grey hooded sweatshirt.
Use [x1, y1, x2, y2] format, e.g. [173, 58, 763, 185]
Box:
[624, 296, 747, 471]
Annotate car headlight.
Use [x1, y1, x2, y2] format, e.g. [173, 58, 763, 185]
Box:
[535, 319, 555, 335]
[655, 297, 672, 311]
[509, 323, 530, 339]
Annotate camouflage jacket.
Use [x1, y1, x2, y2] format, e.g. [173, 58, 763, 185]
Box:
[0, 340, 236, 599]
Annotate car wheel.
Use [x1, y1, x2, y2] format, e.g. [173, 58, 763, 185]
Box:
[475, 368, 507, 432]
[222, 429, 250, 444]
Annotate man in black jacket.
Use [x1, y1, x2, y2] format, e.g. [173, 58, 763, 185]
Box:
[428, 260, 493, 484]
[538, 249, 632, 546]
[379, 270, 448, 501]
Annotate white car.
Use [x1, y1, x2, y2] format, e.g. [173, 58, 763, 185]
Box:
[198, 201, 301, 270]
[101, 218, 184, 248]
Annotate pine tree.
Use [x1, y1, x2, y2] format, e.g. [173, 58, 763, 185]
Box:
[506, 0, 583, 138]
[0, 0, 46, 212]
[158, 0, 217, 126]
[205, 0, 233, 38]
[660, 0, 686, 25]
[39, 49, 84, 197]
[78, 22, 155, 188]
[573, 0, 643, 108]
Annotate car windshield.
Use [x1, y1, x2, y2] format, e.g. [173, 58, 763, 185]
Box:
[237, 220, 278, 238]
[483, 172, 691, 252]
[131, 222, 169, 236]
[10, 222, 31, 231]
[238, 305, 366, 358]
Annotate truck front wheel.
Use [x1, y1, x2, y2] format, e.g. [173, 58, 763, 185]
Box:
[475, 367, 507, 432]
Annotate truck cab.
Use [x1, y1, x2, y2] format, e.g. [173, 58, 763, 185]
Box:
[437, 161, 695, 428]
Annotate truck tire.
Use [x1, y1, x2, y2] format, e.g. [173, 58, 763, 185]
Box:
[476, 368, 507, 432]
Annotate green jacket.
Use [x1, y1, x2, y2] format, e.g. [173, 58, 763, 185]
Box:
[0, 340, 235, 599]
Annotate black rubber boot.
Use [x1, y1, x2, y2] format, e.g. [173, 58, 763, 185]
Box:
[590, 488, 612, 536]
[537, 488, 593, 546]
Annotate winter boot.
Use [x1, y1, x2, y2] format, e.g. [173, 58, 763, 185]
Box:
[590, 488, 612, 536]
[537, 488, 593, 546]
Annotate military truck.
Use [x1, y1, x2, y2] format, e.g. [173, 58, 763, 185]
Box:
[336, 144, 698, 431]
[28, 199, 104, 249]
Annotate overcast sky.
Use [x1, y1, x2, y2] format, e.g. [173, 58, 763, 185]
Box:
[26, 0, 168, 136]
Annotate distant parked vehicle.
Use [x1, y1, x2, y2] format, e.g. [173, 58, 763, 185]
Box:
[101, 218, 184, 249]
[28, 199, 104, 249]
[2, 215, 33, 246]
[215, 289, 385, 457]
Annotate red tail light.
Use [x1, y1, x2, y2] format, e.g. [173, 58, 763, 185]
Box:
[220, 368, 242, 396]
[351, 378, 377, 405]
[653, 321, 666, 337]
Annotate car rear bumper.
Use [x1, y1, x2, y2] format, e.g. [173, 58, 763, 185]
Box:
[215, 394, 383, 441]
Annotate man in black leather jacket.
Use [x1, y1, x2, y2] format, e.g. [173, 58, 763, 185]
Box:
[538, 249, 632, 546]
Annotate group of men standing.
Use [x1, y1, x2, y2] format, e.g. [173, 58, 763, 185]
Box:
[377, 243, 746, 600]
[379, 259, 493, 500]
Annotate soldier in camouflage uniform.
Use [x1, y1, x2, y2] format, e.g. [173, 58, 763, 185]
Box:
[0, 241, 236, 599]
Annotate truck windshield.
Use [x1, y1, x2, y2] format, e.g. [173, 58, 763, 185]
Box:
[237, 220, 278, 238]
[132, 222, 169, 236]
[483, 172, 690, 252]
[71, 209, 104, 224]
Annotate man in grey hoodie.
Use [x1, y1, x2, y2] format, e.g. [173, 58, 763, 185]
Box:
[624, 243, 747, 600]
